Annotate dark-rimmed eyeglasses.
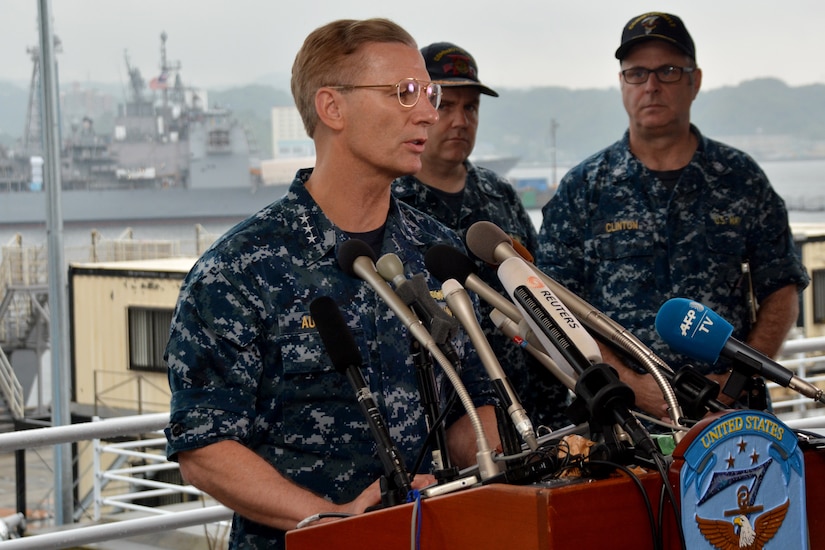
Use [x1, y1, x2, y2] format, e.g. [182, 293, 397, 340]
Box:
[621, 65, 695, 85]
[328, 78, 442, 109]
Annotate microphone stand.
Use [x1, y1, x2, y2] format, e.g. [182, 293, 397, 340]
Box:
[410, 337, 456, 477]
[567, 363, 659, 468]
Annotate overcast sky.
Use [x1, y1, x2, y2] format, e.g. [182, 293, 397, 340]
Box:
[2, 0, 824, 92]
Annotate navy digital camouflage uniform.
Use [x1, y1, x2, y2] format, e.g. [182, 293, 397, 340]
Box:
[393, 161, 572, 431]
[165, 168, 497, 549]
[536, 126, 809, 376]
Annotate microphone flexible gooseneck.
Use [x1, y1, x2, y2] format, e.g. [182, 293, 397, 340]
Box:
[337, 239, 498, 480]
[466, 221, 686, 437]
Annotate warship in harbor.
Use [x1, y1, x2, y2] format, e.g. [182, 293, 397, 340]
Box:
[0, 32, 289, 228]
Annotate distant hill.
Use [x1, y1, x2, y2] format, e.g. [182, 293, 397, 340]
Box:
[477, 77, 825, 164]
[2, 76, 824, 163]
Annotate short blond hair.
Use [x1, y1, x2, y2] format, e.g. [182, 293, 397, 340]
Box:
[291, 18, 417, 137]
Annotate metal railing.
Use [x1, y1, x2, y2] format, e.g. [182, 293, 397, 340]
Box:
[0, 413, 233, 549]
[0, 345, 24, 419]
[93, 369, 171, 417]
[0, 234, 48, 346]
[772, 335, 825, 418]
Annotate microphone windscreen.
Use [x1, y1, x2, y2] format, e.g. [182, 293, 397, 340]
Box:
[309, 296, 362, 372]
[425, 244, 477, 284]
[466, 221, 511, 265]
[337, 238, 376, 276]
[655, 298, 733, 364]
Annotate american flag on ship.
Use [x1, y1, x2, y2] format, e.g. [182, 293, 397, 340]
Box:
[149, 71, 169, 90]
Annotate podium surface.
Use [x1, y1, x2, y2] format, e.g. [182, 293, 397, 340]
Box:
[287, 447, 824, 549]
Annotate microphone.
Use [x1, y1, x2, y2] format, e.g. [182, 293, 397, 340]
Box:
[425, 244, 523, 324]
[489, 309, 577, 391]
[375, 252, 456, 471]
[309, 296, 412, 506]
[495, 258, 657, 457]
[467, 221, 687, 435]
[656, 298, 825, 405]
[337, 239, 499, 480]
[497, 255, 602, 376]
[441, 278, 538, 451]
[338, 240, 431, 347]
[466, 221, 670, 373]
[376, 252, 459, 345]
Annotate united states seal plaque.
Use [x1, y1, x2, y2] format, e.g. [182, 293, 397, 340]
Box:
[675, 409, 808, 549]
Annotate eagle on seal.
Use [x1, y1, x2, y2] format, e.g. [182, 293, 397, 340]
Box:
[695, 499, 789, 549]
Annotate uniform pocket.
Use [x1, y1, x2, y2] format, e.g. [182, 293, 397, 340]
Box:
[277, 329, 374, 456]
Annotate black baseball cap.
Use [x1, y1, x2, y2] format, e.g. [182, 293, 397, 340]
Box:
[615, 12, 696, 61]
[420, 42, 498, 97]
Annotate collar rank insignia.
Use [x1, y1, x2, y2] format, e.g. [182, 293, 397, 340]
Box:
[673, 410, 808, 549]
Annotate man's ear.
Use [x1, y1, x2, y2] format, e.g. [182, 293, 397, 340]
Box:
[315, 88, 345, 131]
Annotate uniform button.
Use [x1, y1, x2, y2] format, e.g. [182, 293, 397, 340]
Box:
[170, 423, 184, 437]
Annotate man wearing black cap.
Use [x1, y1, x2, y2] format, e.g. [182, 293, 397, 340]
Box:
[393, 42, 572, 432]
[535, 13, 808, 420]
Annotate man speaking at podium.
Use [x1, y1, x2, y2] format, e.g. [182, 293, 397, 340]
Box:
[536, 12, 809, 419]
[163, 18, 500, 549]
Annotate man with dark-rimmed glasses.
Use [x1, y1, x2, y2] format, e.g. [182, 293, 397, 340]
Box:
[536, 12, 808, 423]
[164, 18, 500, 549]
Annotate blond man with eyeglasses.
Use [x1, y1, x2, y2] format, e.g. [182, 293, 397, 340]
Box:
[165, 19, 500, 549]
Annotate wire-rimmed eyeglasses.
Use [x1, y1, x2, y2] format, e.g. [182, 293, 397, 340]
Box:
[328, 78, 442, 109]
[621, 65, 695, 85]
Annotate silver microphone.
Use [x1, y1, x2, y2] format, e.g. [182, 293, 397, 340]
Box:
[442, 278, 538, 451]
[337, 239, 498, 480]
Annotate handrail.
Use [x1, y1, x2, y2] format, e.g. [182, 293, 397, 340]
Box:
[0, 412, 234, 549]
[0, 505, 233, 550]
[0, 412, 169, 453]
[0, 345, 24, 419]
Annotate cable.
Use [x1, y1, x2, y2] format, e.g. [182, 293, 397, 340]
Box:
[295, 512, 353, 529]
[651, 452, 686, 550]
[632, 411, 691, 432]
[586, 459, 661, 550]
[408, 489, 422, 550]
[409, 389, 459, 480]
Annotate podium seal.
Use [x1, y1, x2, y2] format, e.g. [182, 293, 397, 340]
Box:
[678, 409, 808, 549]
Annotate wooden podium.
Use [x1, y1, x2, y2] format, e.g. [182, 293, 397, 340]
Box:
[287, 447, 824, 549]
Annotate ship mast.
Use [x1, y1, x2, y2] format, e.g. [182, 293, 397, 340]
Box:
[22, 35, 62, 157]
[159, 31, 182, 110]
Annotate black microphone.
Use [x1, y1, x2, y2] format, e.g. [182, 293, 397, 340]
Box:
[656, 298, 825, 405]
[309, 296, 412, 506]
[337, 239, 499, 480]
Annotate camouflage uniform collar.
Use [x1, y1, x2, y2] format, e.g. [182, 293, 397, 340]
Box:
[288, 168, 340, 267]
[291, 168, 422, 263]
[618, 124, 728, 186]
[391, 160, 504, 202]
